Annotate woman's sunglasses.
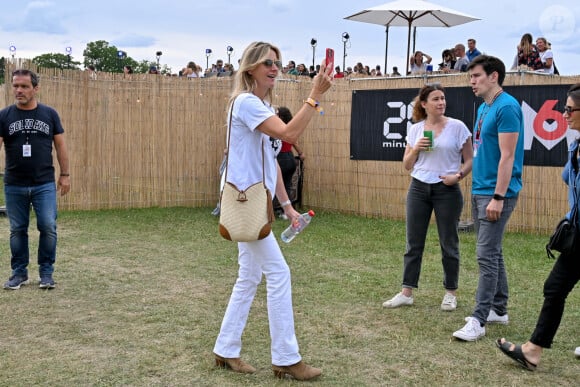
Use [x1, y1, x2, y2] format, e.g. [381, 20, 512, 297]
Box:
[564, 106, 580, 114]
[262, 59, 283, 68]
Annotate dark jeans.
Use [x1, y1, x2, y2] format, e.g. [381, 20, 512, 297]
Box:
[530, 246, 580, 348]
[4, 182, 58, 277]
[402, 178, 463, 290]
[277, 152, 297, 195]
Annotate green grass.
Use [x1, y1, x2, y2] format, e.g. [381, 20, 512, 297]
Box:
[0, 207, 578, 386]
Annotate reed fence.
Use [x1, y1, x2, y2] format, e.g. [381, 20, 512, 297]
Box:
[1, 60, 579, 234]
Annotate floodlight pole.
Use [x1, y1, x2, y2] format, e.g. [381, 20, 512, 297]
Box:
[342, 32, 350, 72]
[310, 38, 317, 69]
[384, 26, 389, 75]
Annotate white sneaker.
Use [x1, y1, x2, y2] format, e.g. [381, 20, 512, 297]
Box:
[575, 346, 580, 357]
[487, 309, 509, 325]
[453, 317, 485, 341]
[382, 292, 413, 308]
[441, 293, 457, 311]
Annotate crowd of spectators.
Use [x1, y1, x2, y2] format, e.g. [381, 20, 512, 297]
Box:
[112, 34, 557, 80]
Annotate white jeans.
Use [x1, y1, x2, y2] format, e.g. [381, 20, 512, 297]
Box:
[213, 232, 301, 366]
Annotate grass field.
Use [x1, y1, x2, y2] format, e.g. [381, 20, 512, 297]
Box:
[0, 207, 578, 386]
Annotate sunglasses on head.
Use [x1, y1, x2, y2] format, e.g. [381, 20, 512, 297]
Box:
[262, 59, 283, 68]
[564, 106, 580, 114]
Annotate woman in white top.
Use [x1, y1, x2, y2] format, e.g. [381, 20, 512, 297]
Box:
[383, 85, 473, 311]
[409, 51, 432, 74]
[536, 37, 554, 74]
[212, 41, 332, 381]
[183, 61, 200, 78]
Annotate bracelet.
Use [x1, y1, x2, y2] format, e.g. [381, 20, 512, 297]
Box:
[280, 200, 292, 207]
[60, 173, 70, 177]
[456, 171, 464, 180]
[304, 98, 324, 115]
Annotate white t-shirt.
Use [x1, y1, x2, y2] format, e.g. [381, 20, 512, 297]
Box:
[538, 50, 554, 74]
[224, 93, 279, 195]
[410, 62, 427, 74]
[406, 118, 471, 184]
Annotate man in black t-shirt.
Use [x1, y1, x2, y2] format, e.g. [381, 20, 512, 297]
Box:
[0, 69, 70, 290]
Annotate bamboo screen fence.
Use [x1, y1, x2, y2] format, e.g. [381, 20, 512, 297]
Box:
[1, 61, 579, 234]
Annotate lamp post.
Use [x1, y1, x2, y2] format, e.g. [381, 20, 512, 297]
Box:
[341, 32, 350, 73]
[9, 45, 16, 60]
[65, 46, 72, 69]
[226, 46, 234, 65]
[226, 46, 234, 64]
[117, 50, 127, 72]
[205, 49, 212, 71]
[156, 51, 162, 69]
[310, 38, 317, 70]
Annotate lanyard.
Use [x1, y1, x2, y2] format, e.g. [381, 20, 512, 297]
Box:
[475, 89, 503, 141]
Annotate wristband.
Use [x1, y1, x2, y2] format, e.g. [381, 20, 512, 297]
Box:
[304, 98, 324, 115]
[280, 200, 292, 207]
[456, 171, 464, 180]
[60, 173, 70, 177]
[493, 193, 505, 201]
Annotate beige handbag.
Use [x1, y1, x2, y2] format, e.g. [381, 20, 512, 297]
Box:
[218, 98, 275, 242]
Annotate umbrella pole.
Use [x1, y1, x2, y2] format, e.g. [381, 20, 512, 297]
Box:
[405, 22, 412, 76]
[384, 26, 389, 75]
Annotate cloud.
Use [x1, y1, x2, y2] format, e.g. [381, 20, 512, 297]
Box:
[3, 0, 68, 34]
[268, 0, 292, 12]
[111, 34, 157, 48]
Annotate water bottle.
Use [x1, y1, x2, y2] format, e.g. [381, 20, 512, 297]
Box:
[280, 210, 315, 243]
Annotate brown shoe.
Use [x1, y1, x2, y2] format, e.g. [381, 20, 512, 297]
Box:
[272, 360, 322, 380]
[214, 354, 256, 374]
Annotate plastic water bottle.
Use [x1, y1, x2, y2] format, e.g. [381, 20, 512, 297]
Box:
[280, 210, 315, 243]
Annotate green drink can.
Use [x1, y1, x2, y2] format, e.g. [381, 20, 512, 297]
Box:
[424, 130, 433, 151]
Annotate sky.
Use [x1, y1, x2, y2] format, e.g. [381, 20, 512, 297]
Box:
[1, 0, 578, 76]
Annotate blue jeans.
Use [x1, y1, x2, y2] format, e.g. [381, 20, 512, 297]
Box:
[4, 182, 58, 277]
[402, 178, 463, 290]
[471, 194, 518, 325]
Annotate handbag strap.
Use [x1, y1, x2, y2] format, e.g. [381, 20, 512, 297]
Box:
[568, 141, 579, 224]
[222, 96, 266, 191]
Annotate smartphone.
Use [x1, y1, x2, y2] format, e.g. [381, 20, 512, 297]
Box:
[325, 48, 334, 74]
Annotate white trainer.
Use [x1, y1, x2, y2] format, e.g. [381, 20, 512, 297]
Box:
[575, 346, 580, 358]
[453, 317, 485, 341]
[487, 309, 509, 325]
[441, 293, 457, 311]
[382, 292, 413, 308]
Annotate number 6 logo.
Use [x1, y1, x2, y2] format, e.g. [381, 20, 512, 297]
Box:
[533, 100, 567, 141]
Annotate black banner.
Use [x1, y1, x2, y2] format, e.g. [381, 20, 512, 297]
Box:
[350, 84, 573, 166]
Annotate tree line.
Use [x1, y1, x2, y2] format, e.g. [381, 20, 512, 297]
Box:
[1, 40, 171, 82]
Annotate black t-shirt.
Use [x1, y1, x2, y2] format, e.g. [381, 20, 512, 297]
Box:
[0, 103, 65, 186]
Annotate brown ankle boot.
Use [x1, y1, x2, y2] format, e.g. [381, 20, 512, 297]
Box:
[214, 354, 256, 374]
[272, 360, 322, 380]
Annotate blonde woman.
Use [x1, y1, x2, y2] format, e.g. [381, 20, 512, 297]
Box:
[535, 37, 554, 74]
[511, 33, 542, 70]
[212, 41, 332, 381]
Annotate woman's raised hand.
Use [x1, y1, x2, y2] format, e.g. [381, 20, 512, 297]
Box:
[310, 59, 333, 98]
